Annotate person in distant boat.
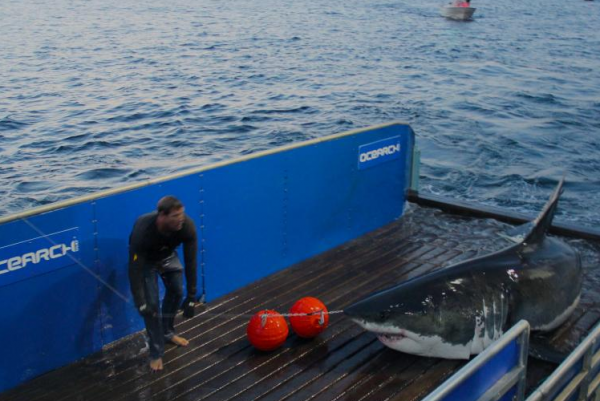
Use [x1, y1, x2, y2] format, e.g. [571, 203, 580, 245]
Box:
[128, 195, 198, 372]
[452, 0, 471, 6]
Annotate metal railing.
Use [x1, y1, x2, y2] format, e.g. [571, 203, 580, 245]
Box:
[526, 323, 600, 401]
[410, 145, 421, 191]
[423, 320, 530, 401]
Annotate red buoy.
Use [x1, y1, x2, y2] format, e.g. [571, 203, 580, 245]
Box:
[289, 297, 329, 338]
[247, 310, 289, 351]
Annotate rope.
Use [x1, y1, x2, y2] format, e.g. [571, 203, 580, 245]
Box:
[19, 217, 346, 326]
[22, 218, 131, 303]
[260, 310, 345, 327]
[263, 310, 345, 318]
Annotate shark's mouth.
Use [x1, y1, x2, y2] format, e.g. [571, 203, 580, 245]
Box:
[376, 332, 406, 344]
[351, 319, 409, 345]
[358, 321, 471, 359]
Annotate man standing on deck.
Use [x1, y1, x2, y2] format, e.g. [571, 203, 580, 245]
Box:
[128, 196, 198, 371]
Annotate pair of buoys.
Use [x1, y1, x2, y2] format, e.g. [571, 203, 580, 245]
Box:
[246, 297, 329, 351]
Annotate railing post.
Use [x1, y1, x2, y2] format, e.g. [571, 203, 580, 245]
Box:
[579, 338, 595, 401]
[526, 323, 600, 401]
[422, 320, 530, 401]
[410, 145, 420, 192]
[516, 328, 530, 401]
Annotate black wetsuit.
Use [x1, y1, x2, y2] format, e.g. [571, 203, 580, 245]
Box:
[129, 212, 197, 305]
[128, 211, 197, 359]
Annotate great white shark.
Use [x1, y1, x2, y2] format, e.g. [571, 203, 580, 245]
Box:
[345, 177, 582, 359]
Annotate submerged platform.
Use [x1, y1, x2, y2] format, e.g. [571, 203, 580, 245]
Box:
[2, 203, 600, 401]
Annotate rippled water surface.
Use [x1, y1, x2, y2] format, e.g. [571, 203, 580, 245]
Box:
[1, 0, 599, 226]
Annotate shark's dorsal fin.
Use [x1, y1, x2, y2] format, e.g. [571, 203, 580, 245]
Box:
[500, 221, 534, 244]
[522, 176, 565, 245]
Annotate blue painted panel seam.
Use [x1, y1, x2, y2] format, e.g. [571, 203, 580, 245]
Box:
[283, 162, 289, 258]
[91, 201, 106, 349]
[348, 144, 356, 232]
[199, 173, 207, 301]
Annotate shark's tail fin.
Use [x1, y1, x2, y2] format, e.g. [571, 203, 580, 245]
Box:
[523, 175, 565, 244]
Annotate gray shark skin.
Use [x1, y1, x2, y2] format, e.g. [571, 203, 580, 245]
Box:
[345, 178, 582, 359]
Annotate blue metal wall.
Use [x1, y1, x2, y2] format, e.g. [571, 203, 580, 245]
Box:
[0, 122, 415, 392]
[0, 204, 101, 389]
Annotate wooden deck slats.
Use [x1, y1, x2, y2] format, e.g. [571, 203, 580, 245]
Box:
[104, 244, 446, 401]
[3, 205, 600, 401]
[209, 327, 376, 401]
[93, 244, 434, 401]
[279, 338, 381, 401]
[383, 360, 463, 401]
[72, 236, 419, 400]
[260, 337, 390, 401]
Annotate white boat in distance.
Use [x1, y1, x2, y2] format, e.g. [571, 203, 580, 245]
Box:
[441, 5, 476, 20]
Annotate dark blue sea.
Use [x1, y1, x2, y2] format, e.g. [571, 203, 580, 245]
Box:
[1, 0, 599, 227]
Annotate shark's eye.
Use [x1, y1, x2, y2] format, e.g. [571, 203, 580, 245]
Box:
[379, 310, 390, 320]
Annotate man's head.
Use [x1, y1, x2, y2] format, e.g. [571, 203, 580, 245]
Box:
[156, 196, 185, 232]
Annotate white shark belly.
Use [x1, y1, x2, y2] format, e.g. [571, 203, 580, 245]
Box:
[355, 320, 473, 359]
[533, 294, 580, 331]
[379, 332, 471, 359]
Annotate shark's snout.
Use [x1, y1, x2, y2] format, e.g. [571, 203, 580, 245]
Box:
[344, 296, 382, 322]
[343, 302, 361, 318]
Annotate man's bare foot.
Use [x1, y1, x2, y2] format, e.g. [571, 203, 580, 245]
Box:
[170, 335, 189, 347]
[149, 358, 163, 372]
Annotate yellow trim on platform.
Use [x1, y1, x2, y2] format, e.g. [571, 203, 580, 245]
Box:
[0, 122, 410, 225]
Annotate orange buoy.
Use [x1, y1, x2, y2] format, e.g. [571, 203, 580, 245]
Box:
[289, 297, 329, 338]
[247, 310, 289, 351]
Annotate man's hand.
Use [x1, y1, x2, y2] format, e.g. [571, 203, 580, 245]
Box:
[138, 304, 155, 318]
[182, 296, 195, 318]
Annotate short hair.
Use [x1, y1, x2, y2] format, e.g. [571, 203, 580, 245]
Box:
[157, 196, 183, 215]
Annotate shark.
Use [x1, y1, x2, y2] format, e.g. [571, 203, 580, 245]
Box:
[345, 177, 582, 359]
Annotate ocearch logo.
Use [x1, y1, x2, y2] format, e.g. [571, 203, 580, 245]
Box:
[358, 136, 402, 170]
[359, 143, 401, 163]
[0, 240, 80, 275]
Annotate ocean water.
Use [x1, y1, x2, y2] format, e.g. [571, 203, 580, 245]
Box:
[1, 0, 599, 227]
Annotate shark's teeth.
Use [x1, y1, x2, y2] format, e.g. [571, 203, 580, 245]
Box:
[377, 333, 405, 342]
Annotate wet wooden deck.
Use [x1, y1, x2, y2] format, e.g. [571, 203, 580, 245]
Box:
[2, 204, 600, 401]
